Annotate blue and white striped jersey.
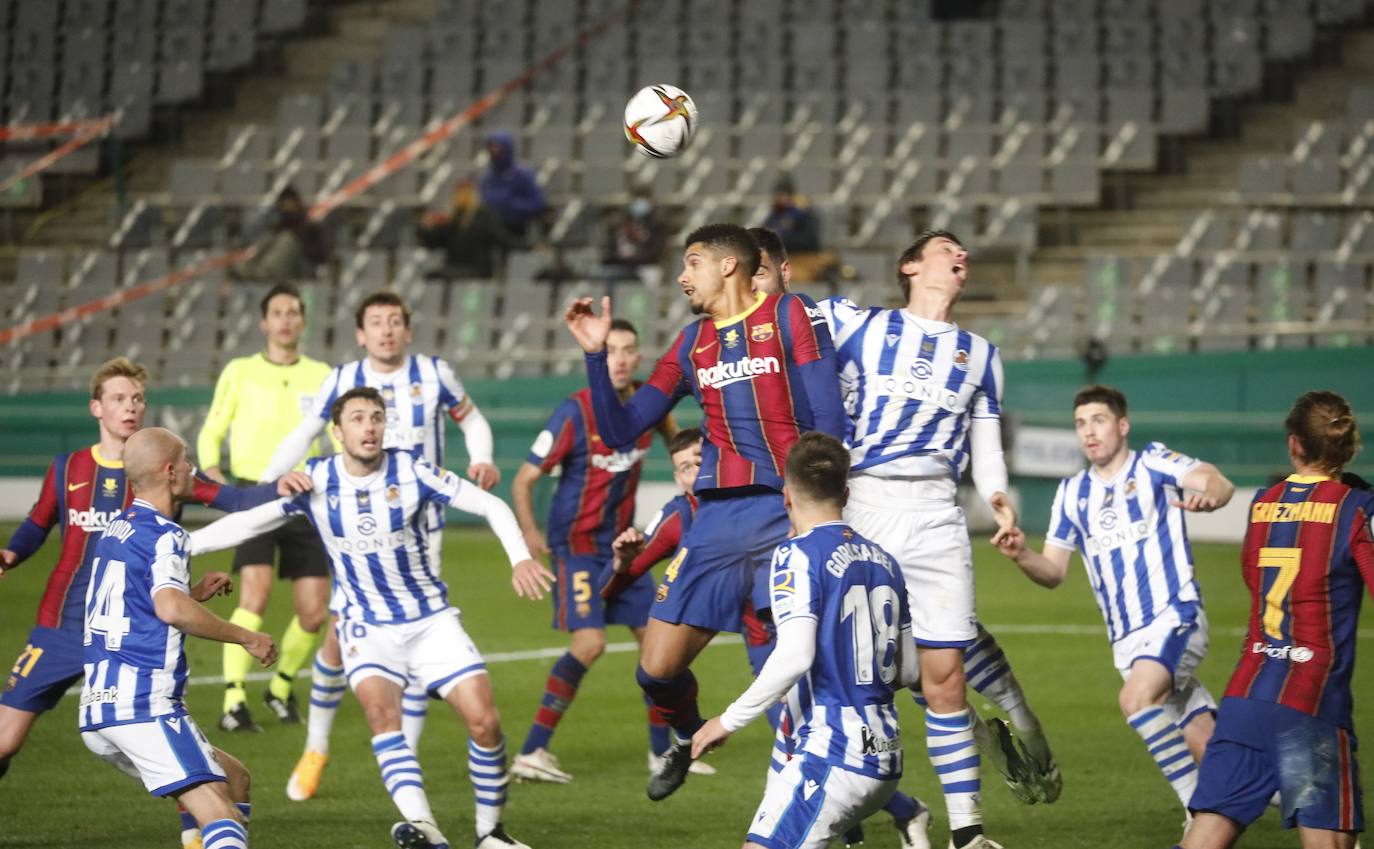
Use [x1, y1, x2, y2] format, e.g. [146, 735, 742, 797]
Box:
[819, 297, 1002, 480]
[1045, 442, 1203, 641]
[282, 450, 470, 624]
[80, 500, 191, 730]
[309, 355, 471, 467]
[771, 522, 910, 780]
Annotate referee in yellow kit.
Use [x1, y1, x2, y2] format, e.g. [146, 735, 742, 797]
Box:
[198, 282, 333, 732]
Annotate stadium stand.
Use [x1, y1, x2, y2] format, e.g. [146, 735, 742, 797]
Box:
[2, 0, 1373, 393]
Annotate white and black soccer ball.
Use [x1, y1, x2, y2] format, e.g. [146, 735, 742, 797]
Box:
[623, 84, 698, 159]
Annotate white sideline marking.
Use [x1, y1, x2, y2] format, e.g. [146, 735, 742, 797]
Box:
[64, 624, 1374, 694]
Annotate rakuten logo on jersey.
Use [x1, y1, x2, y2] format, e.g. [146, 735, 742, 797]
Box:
[1252, 642, 1315, 663]
[696, 356, 780, 390]
[591, 446, 648, 473]
[69, 508, 116, 532]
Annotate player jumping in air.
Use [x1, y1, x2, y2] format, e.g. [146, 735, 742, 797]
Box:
[79, 427, 279, 849]
[692, 432, 919, 849]
[1180, 391, 1371, 849]
[507, 319, 698, 783]
[997, 385, 1236, 822]
[259, 291, 500, 801]
[191, 387, 552, 849]
[564, 223, 845, 801]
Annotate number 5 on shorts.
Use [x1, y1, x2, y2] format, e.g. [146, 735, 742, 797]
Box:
[1257, 547, 1301, 640]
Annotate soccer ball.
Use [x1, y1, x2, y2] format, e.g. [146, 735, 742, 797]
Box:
[623, 84, 698, 159]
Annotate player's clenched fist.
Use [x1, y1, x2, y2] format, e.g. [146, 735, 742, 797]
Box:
[191, 571, 233, 601]
[243, 631, 277, 667]
[994, 526, 1027, 560]
[511, 558, 556, 600]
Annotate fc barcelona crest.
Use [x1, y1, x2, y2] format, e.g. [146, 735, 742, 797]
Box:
[750, 322, 775, 343]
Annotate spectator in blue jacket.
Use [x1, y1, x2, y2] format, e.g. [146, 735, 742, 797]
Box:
[761, 175, 821, 254]
[480, 131, 547, 240]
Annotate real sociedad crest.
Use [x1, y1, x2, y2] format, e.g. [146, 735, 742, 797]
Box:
[953, 349, 969, 370]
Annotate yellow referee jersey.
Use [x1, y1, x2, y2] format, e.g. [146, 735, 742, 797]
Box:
[197, 351, 333, 481]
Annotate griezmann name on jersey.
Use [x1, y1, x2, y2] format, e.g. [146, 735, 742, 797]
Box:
[1228, 474, 1374, 730]
[770, 522, 911, 780]
[80, 500, 193, 730]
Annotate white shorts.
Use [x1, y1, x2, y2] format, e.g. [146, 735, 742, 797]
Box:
[1112, 600, 1217, 725]
[845, 474, 976, 647]
[749, 755, 898, 849]
[338, 607, 486, 699]
[82, 714, 226, 797]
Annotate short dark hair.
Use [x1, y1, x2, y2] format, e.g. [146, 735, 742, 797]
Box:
[748, 226, 788, 265]
[684, 223, 761, 279]
[668, 427, 703, 455]
[355, 291, 411, 329]
[331, 386, 385, 425]
[1286, 390, 1361, 474]
[785, 432, 850, 505]
[1073, 385, 1129, 419]
[260, 283, 305, 319]
[609, 318, 638, 338]
[896, 229, 962, 299]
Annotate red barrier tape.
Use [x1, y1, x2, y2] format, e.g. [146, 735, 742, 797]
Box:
[0, 116, 115, 142]
[0, 247, 254, 347]
[2, 2, 636, 348]
[0, 118, 115, 196]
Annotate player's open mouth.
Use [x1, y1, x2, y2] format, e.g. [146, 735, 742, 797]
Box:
[952, 263, 966, 278]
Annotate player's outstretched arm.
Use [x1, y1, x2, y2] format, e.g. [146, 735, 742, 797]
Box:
[455, 404, 500, 490]
[190, 571, 233, 602]
[153, 587, 278, 666]
[259, 415, 327, 481]
[443, 478, 554, 599]
[995, 530, 1072, 589]
[188, 500, 293, 555]
[1175, 462, 1236, 512]
[693, 615, 818, 758]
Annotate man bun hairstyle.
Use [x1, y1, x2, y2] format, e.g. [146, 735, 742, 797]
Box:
[1285, 390, 1360, 474]
[785, 432, 851, 505]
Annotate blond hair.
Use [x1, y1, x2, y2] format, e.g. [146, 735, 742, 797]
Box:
[90, 357, 149, 400]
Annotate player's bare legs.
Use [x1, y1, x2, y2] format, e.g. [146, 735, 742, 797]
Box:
[175, 750, 253, 849]
[0, 705, 39, 779]
[355, 675, 447, 847]
[1179, 709, 1216, 763]
[1121, 659, 1205, 811]
[287, 619, 344, 801]
[918, 647, 989, 848]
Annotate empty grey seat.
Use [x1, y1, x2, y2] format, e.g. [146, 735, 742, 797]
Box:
[170, 160, 218, 204]
[1238, 158, 1285, 197]
[324, 126, 373, 164]
[220, 161, 267, 204]
[1050, 159, 1101, 204]
[155, 59, 203, 104]
[277, 94, 324, 131]
[1160, 88, 1209, 133]
[1289, 211, 1343, 252]
[1290, 158, 1342, 197]
[261, 0, 308, 33]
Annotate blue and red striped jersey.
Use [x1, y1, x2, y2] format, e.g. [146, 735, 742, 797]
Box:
[4, 446, 279, 633]
[646, 292, 836, 496]
[1226, 474, 1374, 730]
[528, 388, 652, 557]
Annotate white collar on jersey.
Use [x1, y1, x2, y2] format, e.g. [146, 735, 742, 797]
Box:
[899, 310, 957, 335]
[335, 452, 391, 487]
[1088, 450, 1138, 487]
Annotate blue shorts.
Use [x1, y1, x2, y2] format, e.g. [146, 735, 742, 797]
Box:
[2, 626, 83, 714]
[550, 551, 653, 631]
[652, 493, 790, 633]
[1191, 697, 1364, 833]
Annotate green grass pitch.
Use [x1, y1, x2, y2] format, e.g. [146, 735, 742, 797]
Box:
[0, 524, 1369, 848]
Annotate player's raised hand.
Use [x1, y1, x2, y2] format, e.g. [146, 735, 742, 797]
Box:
[1171, 490, 1222, 512]
[511, 558, 556, 600]
[275, 471, 313, 496]
[691, 716, 731, 759]
[191, 571, 233, 601]
[467, 462, 501, 491]
[610, 527, 645, 574]
[995, 526, 1027, 560]
[0, 549, 16, 577]
[988, 491, 1018, 547]
[564, 296, 613, 354]
[204, 465, 229, 485]
[243, 631, 277, 667]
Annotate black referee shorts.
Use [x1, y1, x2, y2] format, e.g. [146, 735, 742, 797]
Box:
[229, 479, 329, 579]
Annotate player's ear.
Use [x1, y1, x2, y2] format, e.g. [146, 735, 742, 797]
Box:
[782, 484, 793, 512]
[780, 259, 792, 286]
[898, 257, 921, 279]
[721, 254, 737, 278]
[1287, 434, 1304, 467]
[1118, 416, 1130, 439]
[88, 397, 102, 420]
[841, 485, 849, 509]
[355, 326, 366, 348]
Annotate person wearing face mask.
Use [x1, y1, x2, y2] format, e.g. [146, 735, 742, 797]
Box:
[600, 185, 668, 284]
[417, 178, 514, 279]
[232, 185, 333, 282]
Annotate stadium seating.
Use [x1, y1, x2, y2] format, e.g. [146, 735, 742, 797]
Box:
[2, 0, 1373, 392]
